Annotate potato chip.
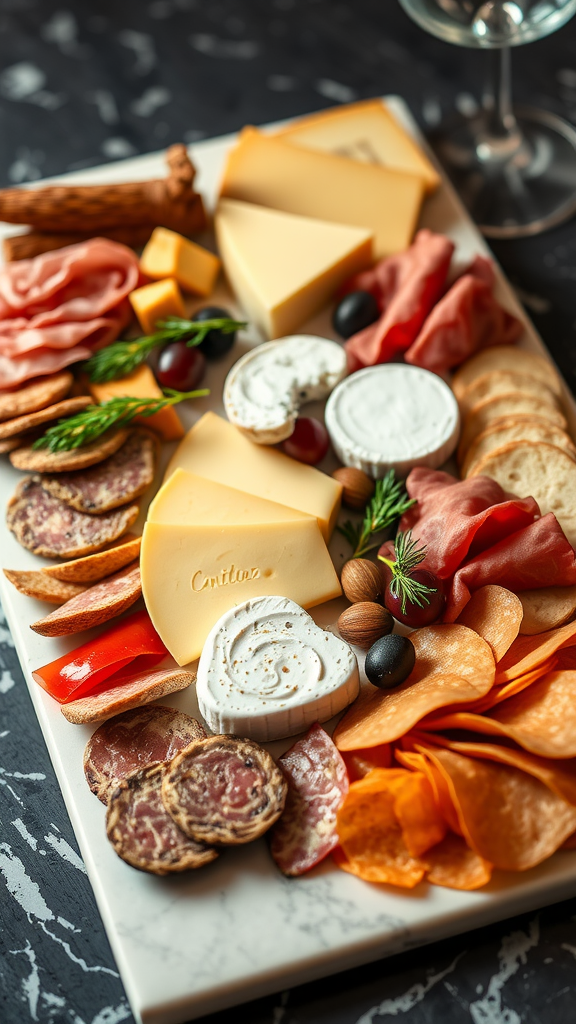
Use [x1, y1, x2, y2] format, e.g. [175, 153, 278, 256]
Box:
[496, 619, 576, 683]
[518, 586, 576, 636]
[425, 832, 492, 890]
[461, 416, 576, 478]
[469, 441, 576, 549]
[452, 346, 563, 402]
[488, 670, 576, 759]
[41, 535, 141, 584]
[458, 371, 560, 419]
[335, 769, 426, 887]
[341, 745, 391, 782]
[457, 395, 567, 463]
[422, 658, 557, 723]
[333, 624, 495, 751]
[393, 772, 447, 857]
[456, 585, 523, 661]
[415, 743, 576, 870]
[396, 744, 462, 835]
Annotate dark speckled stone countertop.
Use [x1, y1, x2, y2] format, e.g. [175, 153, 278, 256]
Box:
[1, 3, 576, 1022]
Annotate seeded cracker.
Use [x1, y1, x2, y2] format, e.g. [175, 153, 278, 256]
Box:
[0, 371, 73, 422]
[10, 428, 129, 472]
[0, 395, 93, 440]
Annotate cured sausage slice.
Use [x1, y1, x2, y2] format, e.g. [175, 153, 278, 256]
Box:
[106, 763, 217, 875]
[84, 704, 206, 802]
[270, 723, 349, 876]
[162, 735, 287, 845]
[6, 477, 138, 558]
[40, 430, 158, 514]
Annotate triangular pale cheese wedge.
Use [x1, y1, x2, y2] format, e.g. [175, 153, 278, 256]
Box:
[148, 468, 314, 526]
[141, 519, 341, 666]
[215, 198, 373, 338]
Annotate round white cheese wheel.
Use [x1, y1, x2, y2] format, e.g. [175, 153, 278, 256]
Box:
[224, 334, 347, 445]
[325, 364, 460, 478]
[196, 595, 359, 742]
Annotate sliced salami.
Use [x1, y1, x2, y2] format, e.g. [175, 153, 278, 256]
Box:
[106, 763, 217, 875]
[40, 430, 158, 514]
[270, 723, 349, 877]
[84, 704, 206, 803]
[31, 563, 141, 637]
[6, 477, 139, 558]
[162, 735, 288, 845]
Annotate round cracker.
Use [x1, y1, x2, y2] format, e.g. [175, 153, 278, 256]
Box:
[452, 346, 562, 401]
[0, 371, 73, 423]
[458, 371, 560, 418]
[0, 395, 94, 440]
[469, 440, 576, 548]
[9, 428, 129, 472]
[0, 435, 25, 454]
[518, 586, 576, 635]
[458, 393, 568, 463]
[461, 416, 576, 477]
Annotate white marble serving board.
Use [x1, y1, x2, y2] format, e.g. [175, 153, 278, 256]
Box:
[2, 98, 576, 1024]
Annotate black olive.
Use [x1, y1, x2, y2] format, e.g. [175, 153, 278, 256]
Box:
[332, 290, 380, 339]
[364, 634, 415, 690]
[192, 305, 237, 360]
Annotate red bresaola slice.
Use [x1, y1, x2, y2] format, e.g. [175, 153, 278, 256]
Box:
[106, 763, 217, 875]
[162, 735, 288, 845]
[269, 723, 349, 877]
[405, 255, 523, 374]
[84, 704, 207, 803]
[344, 230, 454, 370]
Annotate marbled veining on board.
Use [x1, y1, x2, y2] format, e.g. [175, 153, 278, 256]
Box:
[1, 1, 576, 1022]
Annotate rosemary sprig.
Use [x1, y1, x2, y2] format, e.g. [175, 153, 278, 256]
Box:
[32, 388, 210, 452]
[336, 470, 415, 558]
[378, 530, 436, 614]
[84, 316, 247, 383]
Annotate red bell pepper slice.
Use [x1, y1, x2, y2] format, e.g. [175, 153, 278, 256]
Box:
[32, 609, 168, 704]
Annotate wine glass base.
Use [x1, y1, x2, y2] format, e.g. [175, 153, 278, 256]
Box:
[430, 107, 576, 239]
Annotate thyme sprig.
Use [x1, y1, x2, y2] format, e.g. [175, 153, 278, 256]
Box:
[32, 388, 209, 452]
[336, 470, 415, 558]
[84, 316, 247, 383]
[378, 530, 436, 614]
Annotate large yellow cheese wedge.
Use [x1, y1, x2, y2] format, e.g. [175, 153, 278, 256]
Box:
[87, 364, 184, 442]
[165, 412, 341, 540]
[219, 127, 424, 259]
[275, 99, 440, 194]
[149, 468, 315, 526]
[141, 518, 341, 665]
[215, 199, 373, 339]
[140, 228, 221, 296]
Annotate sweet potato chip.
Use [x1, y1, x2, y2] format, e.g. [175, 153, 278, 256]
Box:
[518, 586, 576, 635]
[396, 745, 461, 835]
[415, 743, 576, 870]
[334, 625, 495, 750]
[495, 619, 576, 683]
[426, 832, 492, 890]
[456, 585, 523, 661]
[341, 745, 391, 782]
[335, 769, 427, 887]
[393, 771, 447, 857]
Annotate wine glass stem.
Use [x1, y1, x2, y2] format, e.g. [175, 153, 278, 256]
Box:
[478, 48, 523, 162]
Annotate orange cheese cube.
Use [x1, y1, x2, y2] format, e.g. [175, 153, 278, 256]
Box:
[87, 363, 184, 442]
[129, 278, 186, 335]
[140, 227, 221, 296]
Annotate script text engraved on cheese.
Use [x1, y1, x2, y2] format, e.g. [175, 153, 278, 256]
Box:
[191, 565, 263, 592]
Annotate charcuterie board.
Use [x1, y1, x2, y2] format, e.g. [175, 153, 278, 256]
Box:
[2, 97, 576, 1024]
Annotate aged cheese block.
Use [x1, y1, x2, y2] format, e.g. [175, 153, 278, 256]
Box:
[215, 199, 373, 338]
[140, 227, 221, 296]
[274, 99, 440, 193]
[129, 278, 186, 335]
[219, 128, 424, 259]
[86, 364, 184, 442]
[165, 412, 342, 540]
[141, 519, 341, 666]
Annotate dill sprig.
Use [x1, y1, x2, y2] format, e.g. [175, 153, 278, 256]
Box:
[84, 316, 247, 383]
[336, 470, 415, 558]
[378, 530, 436, 614]
[32, 388, 209, 452]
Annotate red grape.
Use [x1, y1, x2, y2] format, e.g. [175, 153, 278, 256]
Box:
[156, 341, 206, 391]
[281, 417, 330, 465]
[384, 569, 446, 628]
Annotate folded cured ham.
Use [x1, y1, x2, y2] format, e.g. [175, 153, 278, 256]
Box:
[0, 238, 140, 389]
[382, 467, 576, 621]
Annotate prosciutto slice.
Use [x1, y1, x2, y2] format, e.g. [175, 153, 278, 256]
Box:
[344, 230, 454, 371]
[405, 255, 523, 374]
[270, 723, 349, 876]
[0, 238, 139, 388]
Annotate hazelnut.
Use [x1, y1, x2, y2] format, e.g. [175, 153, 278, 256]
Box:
[341, 558, 382, 604]
[337, 601, 393, 650]
[332, 467, 375, 510]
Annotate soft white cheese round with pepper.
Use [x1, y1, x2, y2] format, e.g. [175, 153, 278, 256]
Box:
[325, 364, 460, 478]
